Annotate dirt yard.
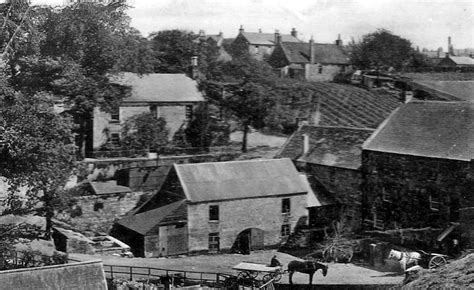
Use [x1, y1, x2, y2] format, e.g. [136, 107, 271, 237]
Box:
[71, 250, 404, 285]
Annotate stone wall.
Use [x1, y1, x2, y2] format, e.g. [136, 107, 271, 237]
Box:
[0, 260, 107, 290]
[299, 162, 363, 227]
[186, 194, 308, 253]
[459, 207, 474, 248]
[305, 63, 345, 82]
[362, 150, 474, 230]
[58, 191, 143, 234]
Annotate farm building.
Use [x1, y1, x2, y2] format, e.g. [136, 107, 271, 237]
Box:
[277, 125, 375, 230]
[111, 158, 310, 257]
[269, 35, 351, 82]
[89, 73, 205, 155]
[362, 101, 474, 233]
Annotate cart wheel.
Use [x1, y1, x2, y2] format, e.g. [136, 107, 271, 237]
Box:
[273, 272, 282, 282]
[262, 274, 273, 283]
[428, 256, 447, 269]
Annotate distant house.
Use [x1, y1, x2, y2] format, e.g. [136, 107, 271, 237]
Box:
[230, 26, 301, 60]
[277, 125, 374, 229]
[268, 36, 350, 82]
[362, 101, 474, 231]
[112, 158, 309, 257]
[408, 79, 474, 102]
[90, 73, 205, 153]
[437, 54, 474, 70]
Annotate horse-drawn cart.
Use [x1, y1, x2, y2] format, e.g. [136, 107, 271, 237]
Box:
[233, 262, 284, 283]
[388, 249, 449, 270]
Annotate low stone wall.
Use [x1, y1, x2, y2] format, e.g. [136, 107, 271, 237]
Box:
[0, 260, 107, 290]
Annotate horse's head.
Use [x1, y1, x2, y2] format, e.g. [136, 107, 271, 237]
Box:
[321, 265, 328, 277]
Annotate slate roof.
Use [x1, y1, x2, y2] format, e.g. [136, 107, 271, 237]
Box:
[279, 42, 350, 65]
[448, 56, 474, 66]
[241, 32, 300, 45]
[278, 125, 374, 169]
[363, 101, 474, 161]
[117, 200, 187, 235]
[110, 73, 205, 104]
[174, 158, 307, 203]
[410, 80, 474, 102]
[90, 181, 131, 195]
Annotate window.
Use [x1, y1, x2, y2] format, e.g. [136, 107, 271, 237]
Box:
[185, 105, 193, 120]
[150, 105, 158, 118]
[282, 198, 291, 214]
[209, 205, 219, 221]
[429, 195, 440, 212]
[93, 201, 104, 212]
[382, 187, 391, 203]
[110, 107, 120, 122]
[318, 65, 323, 74]
[110, 133, 120, 147]
[281, 224, 291, 237]
[208, 233, 220, 252]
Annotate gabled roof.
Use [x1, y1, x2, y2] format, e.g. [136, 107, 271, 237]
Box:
[448, 56, 474, 66]
[174, 158, 307, 203]
[117, 200, 187, 235]
[410, 80, 474, 102]
[241, 32, 300, 46]
[279, 42, 350, 65]
[278, 125, 374, 169]
[300, 174, 336, 207]
[363, 101, 474, 161]
[110, 73, 205, 104]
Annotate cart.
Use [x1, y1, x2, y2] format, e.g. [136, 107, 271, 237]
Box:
[418, 250, 449, 269]
[233, 262, 284, 283]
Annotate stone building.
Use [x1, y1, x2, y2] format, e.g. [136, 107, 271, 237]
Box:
[277, 125, 374, 230]
[112, 158, 310, 257]
[90, 73, 205, 153]
[437, 54, 474, 70]
[362, 101, 474, 231]
[230, 26, 301, 60]
[268, 35, 350, 81]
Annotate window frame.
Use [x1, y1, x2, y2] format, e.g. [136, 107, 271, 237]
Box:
[209, 205, 219, 221]
[282, 198, 291, 214]
[208, 232, 220, 252]
[281, 224, 291, 237]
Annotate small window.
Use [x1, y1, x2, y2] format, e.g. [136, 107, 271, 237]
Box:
[150, 105, 158, 118]
[93, 202, 103, 212]
[209, 205, 219, 221]
[110, 133, 120, 147]
[429, 195, 440, 212]
[318, 65, 323, 74]
[281, 224, 291, 237]
[185, 105, 193, 120]
[208, 232, 220, 252]
[382, 187, 391, 202]
[110, 107, 120, 122]
[282, 198, 291, 214]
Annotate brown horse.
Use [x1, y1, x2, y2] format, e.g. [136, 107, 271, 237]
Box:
[287, 260, 328, 285]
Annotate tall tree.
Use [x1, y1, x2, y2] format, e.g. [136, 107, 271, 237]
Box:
[350, 29, 414, 71]
[203, 56, 277, 152]
[0, 92, 76, 239]
[150, 29, 197, 73]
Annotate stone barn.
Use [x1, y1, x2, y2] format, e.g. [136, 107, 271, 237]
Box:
[362, 101, 474, 233]
[112, 158, 309, 257]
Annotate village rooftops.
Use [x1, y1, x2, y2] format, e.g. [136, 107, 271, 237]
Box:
[109, 73, 205, 104]
[278, 125, 374, 170]
[279, 42, 350, 65]
[445, 56, 474, 66]
[240, 32, 301, 46]
[174, 158, 308, 203]
[363, 101, 474, 161]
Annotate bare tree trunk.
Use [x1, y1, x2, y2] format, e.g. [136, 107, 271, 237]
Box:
[241, 121, 249, 153]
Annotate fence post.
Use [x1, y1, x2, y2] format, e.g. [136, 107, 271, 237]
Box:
[130, 266, 133, 280]
[110, 265, 114, 279]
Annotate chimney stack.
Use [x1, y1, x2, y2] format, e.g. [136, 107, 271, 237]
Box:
[239, 25, 244, 34]
[448, 36, 454, 56]
[335, 34, 342, 46]
[309, 36, 315, 64]
[303, 134, 310, 155]
[291, 28, 298, 38]
[189, 56, 198, 79]
[274, 29, 281, 44]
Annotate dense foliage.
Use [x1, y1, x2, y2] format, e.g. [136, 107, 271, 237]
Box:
[121, 112, 169, 151]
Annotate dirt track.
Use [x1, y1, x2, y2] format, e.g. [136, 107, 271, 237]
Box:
[71, 250, 404, 285]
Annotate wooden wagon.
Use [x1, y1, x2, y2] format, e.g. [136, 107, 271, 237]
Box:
[233, 262, 284, 283]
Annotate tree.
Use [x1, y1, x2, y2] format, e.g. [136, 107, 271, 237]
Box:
[350, 29, 414, 71]
[120, 112, 168, 152]
[150, 29, 197, 73]
[0, 92, 76, 239]
[203, 56, 277, 152]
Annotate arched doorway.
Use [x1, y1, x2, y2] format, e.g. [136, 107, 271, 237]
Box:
[231, 228, 264, 254]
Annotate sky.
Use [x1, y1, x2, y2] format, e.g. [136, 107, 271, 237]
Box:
[33, 0, 473, 50]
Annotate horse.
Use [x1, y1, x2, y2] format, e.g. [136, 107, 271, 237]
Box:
[287, 260, 328, 285]
[387, 249, 421, 271]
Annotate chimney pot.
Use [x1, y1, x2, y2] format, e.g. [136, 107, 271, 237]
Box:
[309, 36, 315, 64]
[291, 28, 298, 38]
[274, 30, 281, 44]
[303, 134, 310, 155]
[239, 25, 244, 33]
